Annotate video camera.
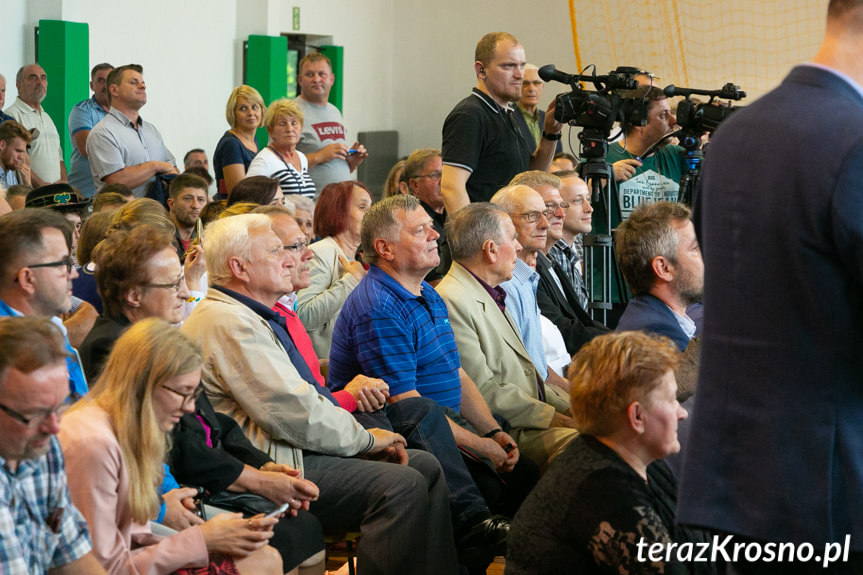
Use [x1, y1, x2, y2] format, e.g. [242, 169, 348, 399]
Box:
[538, 65, 648, 133]
[663, 83, 746, 145]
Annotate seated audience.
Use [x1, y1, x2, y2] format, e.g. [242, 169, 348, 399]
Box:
[201, 198, 228, 225]
[79, 224, 191, 381]
[295, 181, 371, 358]
[71, 210, 114, 313]
[246, 98, 316, 200]
[328, 196, 529, 570]
[549, 152, 577, 172]
[4, 183, 32, 210]
[615, 201, 704, 351]
[505, 172, 609, 354]
[97, 182, 134, 202]
[0, 208, 88, 395]
[382, 158, 407, 199]
[214, 85, 264, 197]
[547, 171, 591, 312]
[181, 213, 459, 575]
[60, 319, 283, 575]
[0, 316, 106, 574]
[436, 202, 578, 472]
[91, 191, 128, 213]
[404, 147, 450, 282]
[507, 331, 714, 575]
[490, 185, 591, 390]
[290, 194, 315, 239]
[167, 172, 208, 264]
[227, 175, 285, 207]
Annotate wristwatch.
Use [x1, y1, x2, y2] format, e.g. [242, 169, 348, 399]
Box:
[542, 131, 562, 141]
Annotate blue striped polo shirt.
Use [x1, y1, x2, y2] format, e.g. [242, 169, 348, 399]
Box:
[328, 266, 463, 409]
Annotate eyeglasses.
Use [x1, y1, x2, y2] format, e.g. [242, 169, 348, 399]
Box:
[515, 203, 570, 224]
[412, 171, 442, 182]
[0, 392, 80, 428]
[161, 383, 204, 406]
[283, 238, 310, 253]
[544, 201, 570, 214]
[142, 276, 185, 295]
[25, 255, 75, 274]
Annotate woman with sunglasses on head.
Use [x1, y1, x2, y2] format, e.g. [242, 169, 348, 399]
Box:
[60, 318, 283, 575]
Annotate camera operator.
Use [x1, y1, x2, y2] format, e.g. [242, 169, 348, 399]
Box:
[441, 32, 562, 213]
[607, 85, 686, 223]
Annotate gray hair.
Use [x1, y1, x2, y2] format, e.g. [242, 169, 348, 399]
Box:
[361, 194, 421, 266]
[615, 201, 691, 295]
[446, 203, 508, 261]
[508, 170, 562, 191]
[203, 214, 273, 286]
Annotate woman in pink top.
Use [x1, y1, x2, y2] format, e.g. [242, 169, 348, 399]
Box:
[60, 318, 283, 575]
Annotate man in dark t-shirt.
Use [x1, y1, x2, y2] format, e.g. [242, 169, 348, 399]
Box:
[441, 32, 561, 212]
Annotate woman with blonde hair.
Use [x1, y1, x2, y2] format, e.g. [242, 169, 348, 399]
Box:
[246, 99, 316, 200]
[215, 85, 265, 198]
[60, 318, 283, 575]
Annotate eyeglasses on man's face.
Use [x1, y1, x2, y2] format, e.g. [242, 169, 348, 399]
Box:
[0, 392, 80, 428]
[282, 238, 310, 253]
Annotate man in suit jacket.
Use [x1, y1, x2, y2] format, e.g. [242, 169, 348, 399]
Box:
[437, 202, 578, 471]
[506, 171, 609, 355]
[512, 65, 562, 155]
[678, 1, 863, 569]
[614, 201, 703, 351]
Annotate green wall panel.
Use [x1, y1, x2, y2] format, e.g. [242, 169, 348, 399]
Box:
[246, 35, 288, 149]
[39, 19, 89, 168]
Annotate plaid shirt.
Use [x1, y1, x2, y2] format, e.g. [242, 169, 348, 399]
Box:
[548, 238, 589, 312]
[0, 436, 91, 574]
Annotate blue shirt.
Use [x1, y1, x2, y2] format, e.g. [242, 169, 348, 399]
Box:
[500, 258, 549, 380]
[0, 163, 19, 188]
[328, 266, 463, 409]
[67, 96, 109, 198]
[0, 437, 92, 574]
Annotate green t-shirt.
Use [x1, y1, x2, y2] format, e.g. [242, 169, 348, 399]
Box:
[587, 142, 686, 308]
[606, 142, 685, 223]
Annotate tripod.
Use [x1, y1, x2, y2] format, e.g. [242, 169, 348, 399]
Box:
[578, 129, 629, 326]
[676, 130, 704, 206]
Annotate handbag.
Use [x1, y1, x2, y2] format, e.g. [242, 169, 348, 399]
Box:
[201, 491, 278, 518]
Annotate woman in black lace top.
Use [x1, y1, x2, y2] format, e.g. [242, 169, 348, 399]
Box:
[507, 331, 716, 575]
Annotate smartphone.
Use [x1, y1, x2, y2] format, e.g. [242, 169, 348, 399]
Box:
[264, 502, 291, 518]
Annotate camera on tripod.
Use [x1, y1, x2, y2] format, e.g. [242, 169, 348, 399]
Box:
[539, 65, 648, 134]
[663, 83, 746, 147]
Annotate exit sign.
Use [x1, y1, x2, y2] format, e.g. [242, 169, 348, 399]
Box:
[292, 7, 300, 31]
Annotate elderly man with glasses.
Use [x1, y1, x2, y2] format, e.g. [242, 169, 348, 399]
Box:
[0, 208, 88, 396]
[505, 171, 609, 357]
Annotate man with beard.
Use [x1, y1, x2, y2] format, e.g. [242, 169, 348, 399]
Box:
[167, 172, 208, 260]
[67, 63, 113, 198]
[5, 64, 67, 187]
[614, 201, 703, 351]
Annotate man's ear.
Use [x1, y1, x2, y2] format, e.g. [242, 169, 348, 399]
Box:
[166, 197, 175, 211]
[651, 255, 674, 283]
[15, 267, 38, 295]
[626, 401, 646, 434]
[374, 238, 394, 262]
[227, 256, 250, 283]
[483, 239, 497, 263]
[474, 61, 485, 78]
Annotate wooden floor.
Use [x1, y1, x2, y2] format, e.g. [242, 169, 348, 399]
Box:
[487, 555, 505, 574]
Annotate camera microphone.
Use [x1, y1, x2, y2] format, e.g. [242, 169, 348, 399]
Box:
[538, 64, 575, 85]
